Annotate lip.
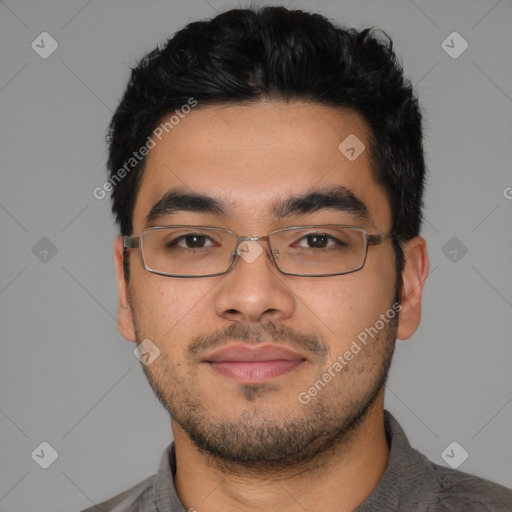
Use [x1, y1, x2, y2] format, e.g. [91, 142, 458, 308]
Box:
[203, 344, 306, 363]
[203, 343, 306, 384]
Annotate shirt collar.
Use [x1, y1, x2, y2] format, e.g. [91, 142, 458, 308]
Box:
[355, 410, 440, 511]
[154, 441, 187, 512]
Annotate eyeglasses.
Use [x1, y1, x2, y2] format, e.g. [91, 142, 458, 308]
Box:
[123, 225, 394, 278]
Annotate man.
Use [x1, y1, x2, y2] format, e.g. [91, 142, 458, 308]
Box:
[83, 5, 512, 511]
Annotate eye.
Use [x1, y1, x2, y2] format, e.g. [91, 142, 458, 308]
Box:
[174, 234, 216, 249]
[296, 233, 339, 249]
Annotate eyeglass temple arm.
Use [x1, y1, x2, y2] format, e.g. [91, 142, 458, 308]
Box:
[367, 233, 396, 246]
[123, 235, 140, 249]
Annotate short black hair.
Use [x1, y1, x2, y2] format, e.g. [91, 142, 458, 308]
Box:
[107, 5, 426, 290]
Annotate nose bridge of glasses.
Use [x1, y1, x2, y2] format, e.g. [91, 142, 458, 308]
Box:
[234, 235, 276, 263]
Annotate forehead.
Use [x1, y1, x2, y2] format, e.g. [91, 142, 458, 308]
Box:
[132, 100, 391, 232]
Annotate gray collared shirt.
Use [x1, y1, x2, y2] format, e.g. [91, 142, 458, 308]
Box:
[80, 411, 512, 511]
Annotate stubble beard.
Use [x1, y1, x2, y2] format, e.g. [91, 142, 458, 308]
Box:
[133, 307, 398, 476]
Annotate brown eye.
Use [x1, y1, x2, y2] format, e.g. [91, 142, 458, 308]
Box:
[171, 234, 215, 249]
[295, 233, 342, 249]
[306, 234, 329, 248]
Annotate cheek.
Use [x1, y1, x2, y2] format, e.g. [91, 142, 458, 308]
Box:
[293, 273, 394, 353]
[132, 275, 215, 340]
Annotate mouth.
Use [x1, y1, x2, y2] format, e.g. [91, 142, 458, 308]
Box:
[202, 343, 307, 384]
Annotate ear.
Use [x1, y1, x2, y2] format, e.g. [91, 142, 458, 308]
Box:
[113, 235, 137, 342]
[396, 236, 429, 340]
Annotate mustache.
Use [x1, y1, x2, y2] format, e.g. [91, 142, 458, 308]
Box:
[187, 321, 328, 363]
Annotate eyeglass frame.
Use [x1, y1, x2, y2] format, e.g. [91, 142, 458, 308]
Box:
[123, 224, 396, 278]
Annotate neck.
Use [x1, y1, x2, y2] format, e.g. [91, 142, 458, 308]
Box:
[172, 396, 389, 512]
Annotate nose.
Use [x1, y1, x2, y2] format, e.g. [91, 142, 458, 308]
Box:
[213, 240, 295, 324]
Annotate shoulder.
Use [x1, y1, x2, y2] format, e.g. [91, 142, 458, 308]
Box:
[78, 475, 156, 512]
[431, 463, 512, 511]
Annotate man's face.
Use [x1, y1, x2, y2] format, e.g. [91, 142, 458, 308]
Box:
[116, 101, 405, 471]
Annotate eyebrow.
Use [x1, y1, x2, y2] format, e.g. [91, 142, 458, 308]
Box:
[145, 185, 370, 225]
[271, 185, 370, 222]
[145, 189, 229, 225]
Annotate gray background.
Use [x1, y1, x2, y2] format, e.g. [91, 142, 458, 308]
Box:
[0, 0, 511, 510]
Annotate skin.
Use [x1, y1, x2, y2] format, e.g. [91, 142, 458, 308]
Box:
[113, 100, 429, 512]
